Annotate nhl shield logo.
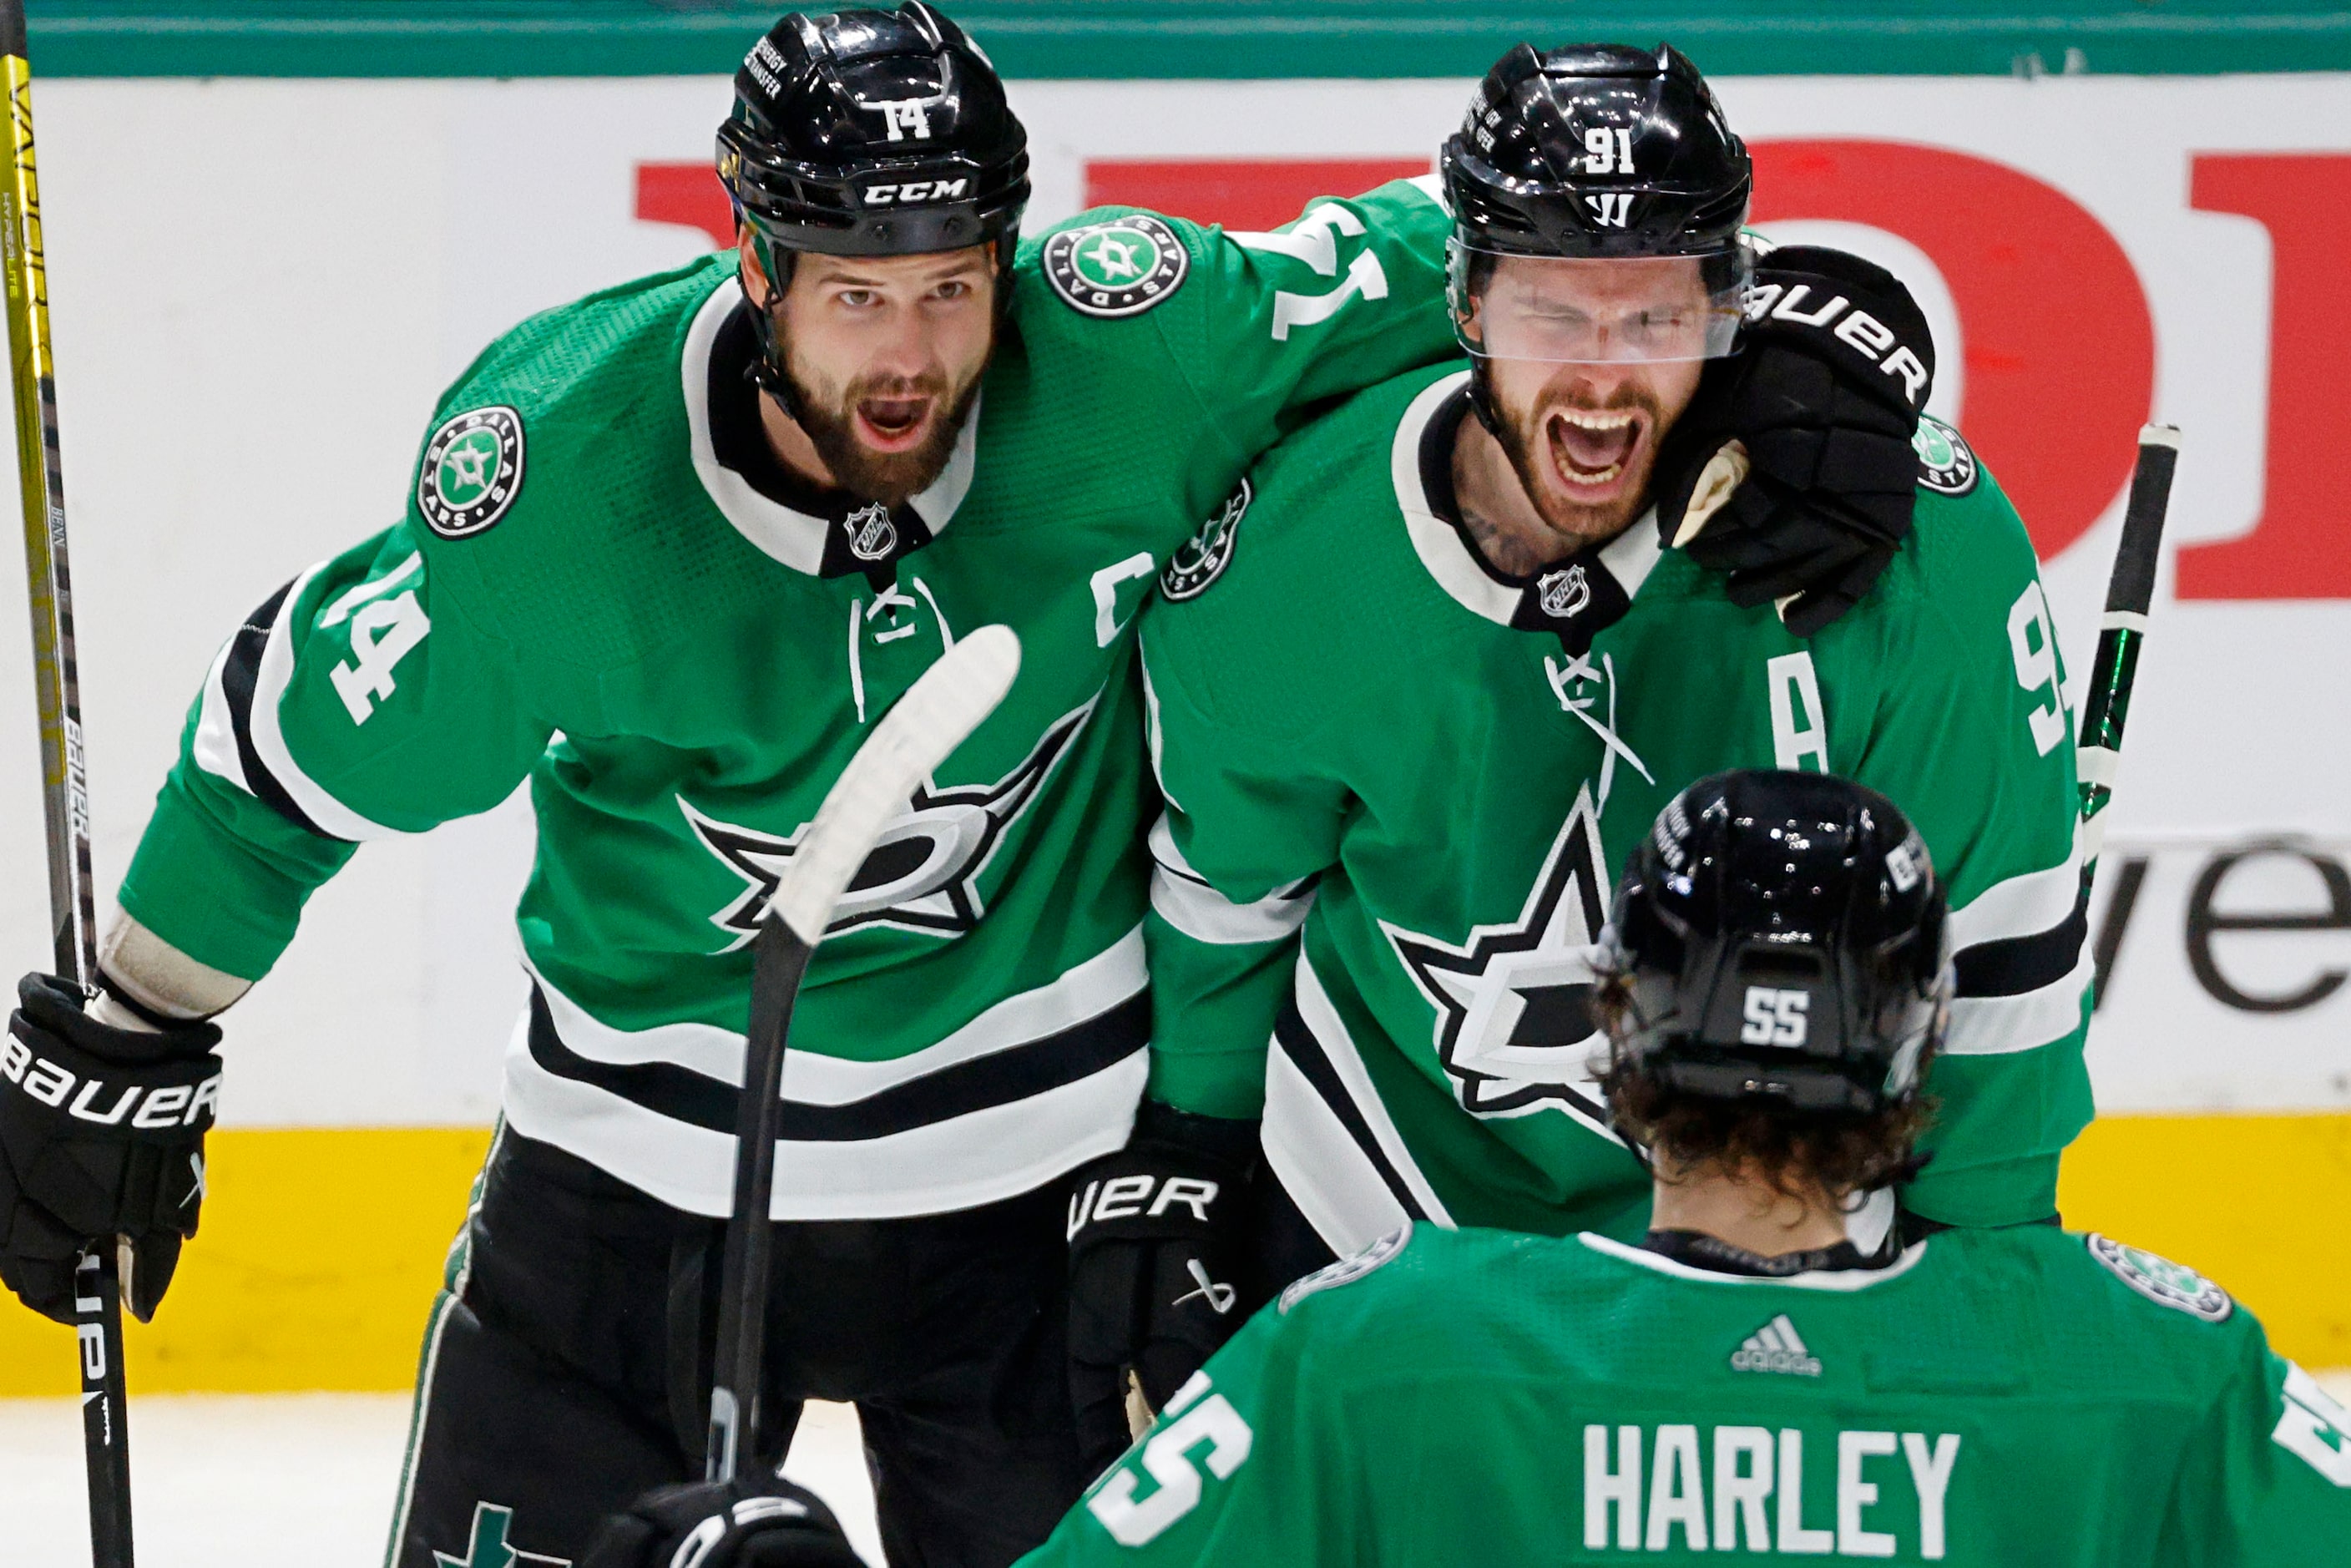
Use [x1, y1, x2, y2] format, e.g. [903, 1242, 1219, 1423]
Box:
[845, 503, 899, 562]
[1044, 215, 1190, 319]
[418, 407, 525, 539]
[1538, 564, 1592, 620]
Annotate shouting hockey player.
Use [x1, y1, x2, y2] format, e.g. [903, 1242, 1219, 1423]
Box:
[1015, 771, 2351, 1566]
[1134, 43, 2093, 1330]
[0, 3, 1480, 1563]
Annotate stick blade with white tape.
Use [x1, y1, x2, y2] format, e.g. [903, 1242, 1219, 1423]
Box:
[705, 625, 1022, 1482]
[2078, 424, 2180, 882]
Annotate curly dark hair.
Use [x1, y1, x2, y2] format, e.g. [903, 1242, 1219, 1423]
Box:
[1592, 983, 1935, 1203]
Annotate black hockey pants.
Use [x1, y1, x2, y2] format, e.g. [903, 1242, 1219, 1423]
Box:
[385, 1127, 1089, 1568]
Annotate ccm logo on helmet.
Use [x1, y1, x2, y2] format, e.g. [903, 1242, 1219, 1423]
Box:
[1066, 1175, 1221, 1238]
[863, 178, 972, 205]
[1743, 281, 1931, 408]
[1, 1038, 220, 1128]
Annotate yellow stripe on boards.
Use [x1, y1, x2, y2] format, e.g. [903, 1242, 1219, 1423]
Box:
[0, 1116, 2343, 1392]
[2059, 1110, 2351, 1368]
[0, 1127, 491, 1396]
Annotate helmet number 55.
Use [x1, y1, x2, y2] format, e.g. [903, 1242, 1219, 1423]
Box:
[1742, 987, 1811, 1047]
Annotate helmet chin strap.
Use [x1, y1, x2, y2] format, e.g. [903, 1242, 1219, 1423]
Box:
[1466, 355, 1505, 438]
[738, 238, 811, 427]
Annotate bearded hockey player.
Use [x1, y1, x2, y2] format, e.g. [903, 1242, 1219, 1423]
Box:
[1011, 771, 2351, 1567]
[1134, 43, 2094, 1322]
[0, 3, 1489, 1562]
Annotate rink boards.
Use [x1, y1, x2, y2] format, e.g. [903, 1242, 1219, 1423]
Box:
[0, 70, 2344, 1383]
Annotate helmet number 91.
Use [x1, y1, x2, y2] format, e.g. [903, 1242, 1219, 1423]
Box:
[1583, 127, 1636, 175]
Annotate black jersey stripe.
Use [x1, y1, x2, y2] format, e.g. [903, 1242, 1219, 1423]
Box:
[526, 983, 1146, 1141]
[220, 579, 341, 842]
[1953, 893, 2089, 999]
[1272, 998, 1430, 1223]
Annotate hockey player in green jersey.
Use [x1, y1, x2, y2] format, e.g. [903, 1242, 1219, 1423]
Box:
[1133, 45, 2093, 1316]
[0, 6, 1486, 1563]
[1015, 771, 2351, 1567]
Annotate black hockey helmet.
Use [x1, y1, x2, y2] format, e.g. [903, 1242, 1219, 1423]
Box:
[1442, 43, 1752, 374]
[1596, 769, 1950, 1116]
[717, 2, 1029, 386]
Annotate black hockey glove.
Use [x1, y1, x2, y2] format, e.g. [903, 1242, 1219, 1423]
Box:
[0, 973, 221, 1323]
[579, 1473, 862, 1568]
[1066, 1103, 1255, 1474]
[1654, 245, 1937, 637]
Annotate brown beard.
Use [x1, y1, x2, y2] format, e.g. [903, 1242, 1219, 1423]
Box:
[1489, 380, 1671, 547]
[782, 343, 991, 509]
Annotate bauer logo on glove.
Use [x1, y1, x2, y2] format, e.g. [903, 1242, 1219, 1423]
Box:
[1653, 245, 1939, 638]
[1739, 255, 1932, 410]
[1, 973, 224, 1323]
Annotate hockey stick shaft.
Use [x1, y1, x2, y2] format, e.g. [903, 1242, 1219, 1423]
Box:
[705, 625, 1022, 1483]
[0, 5, 134, 1563]
[2076, 425, 2181, 889]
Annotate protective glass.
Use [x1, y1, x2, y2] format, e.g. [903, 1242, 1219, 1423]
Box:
[1449, 245, 1748, 363]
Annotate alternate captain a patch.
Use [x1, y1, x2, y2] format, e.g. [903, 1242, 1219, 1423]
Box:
[418, 406, 526, 539]
[1912, 415, 1979, 497]
[1044, 215, 1189, 318]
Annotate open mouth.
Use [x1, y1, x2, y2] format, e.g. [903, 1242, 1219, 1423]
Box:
[856, 393, 933, 453]
[1545, 406, 1646, 494]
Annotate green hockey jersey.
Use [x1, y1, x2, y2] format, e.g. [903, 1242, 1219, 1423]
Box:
[1140, 366, 2092, 1237]
[1017, 1224, 2351, 1566]
[115, 181, 1455, 1218]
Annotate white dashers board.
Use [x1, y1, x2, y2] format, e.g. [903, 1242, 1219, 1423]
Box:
[0, 72, 2342, 1122]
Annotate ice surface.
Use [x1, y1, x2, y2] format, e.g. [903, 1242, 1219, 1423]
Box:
[0, 1393, 882, 1567]
[16, 1373, 2349, 1563]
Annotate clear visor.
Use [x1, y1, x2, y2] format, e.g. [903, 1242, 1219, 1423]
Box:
[1450, 245, 1747, 364]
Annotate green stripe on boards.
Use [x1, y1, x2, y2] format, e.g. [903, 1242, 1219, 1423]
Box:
[20, 3, 2351, 78]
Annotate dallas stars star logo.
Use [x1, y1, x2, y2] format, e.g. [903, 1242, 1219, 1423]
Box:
[433, 1501, 568, 1568]
[683, 698, 1095, 948]
[1380, 787, 1620, 1134]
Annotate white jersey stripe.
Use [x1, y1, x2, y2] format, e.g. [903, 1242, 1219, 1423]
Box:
[525, 924, 1146, 1107]
[502, 1012, 1144, 1221]
[1943, 948, 2096, 1056]
[190, 635, 251, 796]
[1262, 955, 1455, 1257]
[1949, 827, 2083, 953]
[1147, 817, 1314, 946]
[245, 560, 411, 842]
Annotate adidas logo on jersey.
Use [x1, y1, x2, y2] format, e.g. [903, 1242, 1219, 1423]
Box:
[1730, 1314, 1821, 1378]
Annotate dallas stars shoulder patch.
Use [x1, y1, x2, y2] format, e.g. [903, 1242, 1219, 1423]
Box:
[2086, 1233, 2233, 1323]
[1044, 214, 1190, 319]
[1912, 415, 1979, 497]
[1162, 478, 1250, 601]
[1278, 1226, 1411, 1314]
[418, 405, 526, 539]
